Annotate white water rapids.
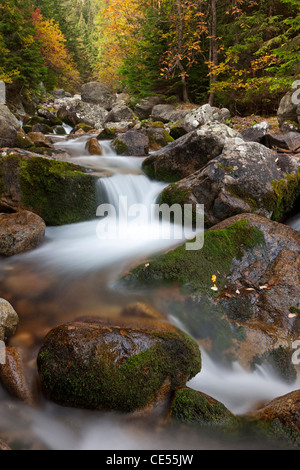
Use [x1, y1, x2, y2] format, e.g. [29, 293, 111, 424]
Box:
[0, 134, 299, 450]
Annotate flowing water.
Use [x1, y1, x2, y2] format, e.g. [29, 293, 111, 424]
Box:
[0, 134, 299, 450]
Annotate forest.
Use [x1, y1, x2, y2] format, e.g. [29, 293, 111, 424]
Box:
[0, 0, 299, 114]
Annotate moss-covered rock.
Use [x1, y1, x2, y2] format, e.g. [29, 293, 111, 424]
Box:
[159, 139, 300, 227]
[120, 213, 300, 368]
[169, 387, 237, 425]
[37, 316, 201, 412]
[0, 152, 98, 225]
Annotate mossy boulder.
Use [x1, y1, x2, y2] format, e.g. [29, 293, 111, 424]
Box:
[113, 130, 149, 156]
[142, 123, 241, 183]
[159, 138, 300, 226]
[0, 152, 98, 225]
[120, 214, 300, 368]
[37, 316, 201, 412]
[169, 387, 236, 425]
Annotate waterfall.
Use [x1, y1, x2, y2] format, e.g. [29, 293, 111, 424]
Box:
[1, 134, 299, 450]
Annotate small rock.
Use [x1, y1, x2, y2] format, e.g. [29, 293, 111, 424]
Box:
[27, 132, 52, 148]
[0, 346, 35, 406]
[0, 298, 19, 343]
[86, 137, 103, 155]
[0, 211, 46, 256]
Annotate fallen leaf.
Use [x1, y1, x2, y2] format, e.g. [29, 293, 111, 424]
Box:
[259, 285, 270, 290]
[288, 313, 297, 319]
[212, 274, 217, 283]
[145, 263, 150, 267]
[236, 289, 240, 295]
[245, 288, 255, 291]
[211, 285, 218, 292]
[224, 293, 232, 298]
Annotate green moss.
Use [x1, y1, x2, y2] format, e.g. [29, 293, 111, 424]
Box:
[113, 138, 129, 155]
[289, 306, 300, 315]
[37, 328, 201, 412]
[142, 158, 183, 182]
[262, 171, 300, 222]
[15, 134, 34, 150]
[226, 184, 259, 209]
[151, 121, 165, 128]
[121, 219, 265, 295]
[0, 153, 98, 226]
[170, 387, 236, 425]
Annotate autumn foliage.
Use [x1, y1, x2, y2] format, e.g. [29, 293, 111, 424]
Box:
[32, 8, 80, 91]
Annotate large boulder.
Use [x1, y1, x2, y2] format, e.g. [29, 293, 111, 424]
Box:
[0, 105, 20, 148]
[142, 123, 242, 182]
[105, 102, 135, 123]
[0, 152, 98, 226]
[246, 390, 300, 443]
[151, 104, 189, 124]
[160, 138, 300, 227]
[57, 98, 108, 129]
[37, 315, 201, 412]
[0, 298, 19, 343]
[134, 96, 164, 120]
[120, 214, 300, 371]
[0, 210, 45, 256]
[81, 82, 116, 110]
[113, 130, 149, 156]
[277, 81, 300, 128]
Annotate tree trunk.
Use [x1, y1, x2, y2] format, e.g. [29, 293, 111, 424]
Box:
[209, 0, 218, 106]
[176, 0, 189, 102]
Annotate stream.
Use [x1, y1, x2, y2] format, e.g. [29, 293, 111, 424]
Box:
[0, 132, 299, 450]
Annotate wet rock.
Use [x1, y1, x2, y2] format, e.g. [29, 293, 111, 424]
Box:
[0, 210, 45, 256]
[0, 152, 98, 225]
[143, 127, 174, 151]
[169, 387, 236, 425]
[120, 214, 300, 368]
[27, 132, 53, 148]
[160, 138, 300, 227]
[0, 346, 35, 406]
[0, 298, 19, 343]
[246, 390, 300, 439]
[120, 302, 165, 320]
[37, 316, 201, 412]
[142, 123, 241, 182]
[113, 130, 149, 156]
[81, 82, 116, 110]
[86, 137, 103, 155]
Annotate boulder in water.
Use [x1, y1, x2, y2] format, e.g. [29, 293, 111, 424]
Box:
[142, 123, 242, 182]
[113, 130, 149, 156]
[121, 213, 300, 371]
[0, 152, 99, 225]
[37, 315, 201, 412]
[0, 210, 45, 256]
[160, 138, 300, 226]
